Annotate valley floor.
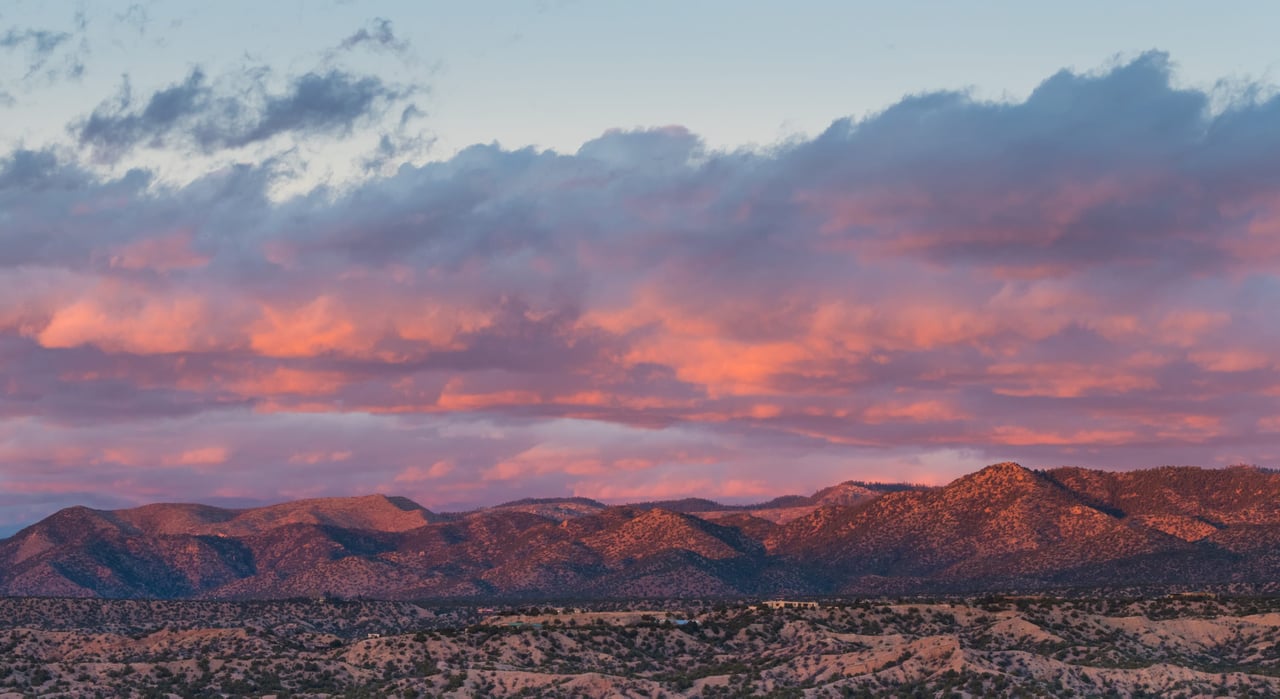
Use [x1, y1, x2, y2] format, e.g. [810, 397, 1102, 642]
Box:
[2, 595, 1280, 697]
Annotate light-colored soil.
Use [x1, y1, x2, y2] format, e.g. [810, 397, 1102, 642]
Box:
[3, 595, 1280, 697]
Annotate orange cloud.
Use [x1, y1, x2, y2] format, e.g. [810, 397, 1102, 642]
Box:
[35, 290, 226, 354]
[437, 382, 543, 411]
[988, 426, 1138, 446]
[863, 400, 969, 423]
[625, 337, 812, 396]
[250, 296, 369, 358]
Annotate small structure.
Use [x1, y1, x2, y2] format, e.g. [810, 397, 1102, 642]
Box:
[761, 600, 819, 610]
[366, 633, 382, 639]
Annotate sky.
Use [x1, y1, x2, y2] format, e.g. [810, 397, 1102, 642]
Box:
[2, 1, 1280, 534]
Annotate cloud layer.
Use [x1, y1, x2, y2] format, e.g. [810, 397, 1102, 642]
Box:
[3, 52, 1280, 531]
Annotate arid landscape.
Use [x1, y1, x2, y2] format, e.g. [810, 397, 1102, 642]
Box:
[4, 463, 1280, 695]
[3, 594, 1280, 697]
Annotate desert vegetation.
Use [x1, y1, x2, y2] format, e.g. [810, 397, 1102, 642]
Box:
[2, 594, 1280, 697]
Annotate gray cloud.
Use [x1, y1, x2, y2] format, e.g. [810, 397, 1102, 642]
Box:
[360, 105, 432, 172]
[77, 67, 408, 161]
[0, 28, 71, 76]
[0, 26, 86, 83]
[336, 17, 410, 56]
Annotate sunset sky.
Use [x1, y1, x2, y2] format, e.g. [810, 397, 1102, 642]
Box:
[3, 1, 1280, 534]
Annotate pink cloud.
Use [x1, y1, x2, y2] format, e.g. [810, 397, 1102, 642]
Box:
[250, 296, 369, 359]
[289, 450, 353, 465]
[986, 363, 1159, 398]
[106, 230, 210, 272]
[863, 400, 969, 424]
[1188, 349, 1273, 373]
[166, 446, 231, 466]
[987, 426, 1139, 447]
[393, 460, 453, 482]
[571, 477, 773, 503]
[228, 367, 350, 397]
[39, 296, 210, 353]
[5, 53, 1280, 532]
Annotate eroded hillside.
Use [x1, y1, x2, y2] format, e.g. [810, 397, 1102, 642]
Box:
[2, 596, 1280, 697]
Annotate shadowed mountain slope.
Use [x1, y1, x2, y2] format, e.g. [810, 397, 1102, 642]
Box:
[3, 463, 1279, 599]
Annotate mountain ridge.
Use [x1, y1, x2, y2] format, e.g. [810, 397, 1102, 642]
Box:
[3, 463, 1278, 599]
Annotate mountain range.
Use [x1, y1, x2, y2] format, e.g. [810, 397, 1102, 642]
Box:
[3, 463, 1279, 599]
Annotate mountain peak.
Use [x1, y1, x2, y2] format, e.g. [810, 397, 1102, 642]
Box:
[938, 462, 1057, 506]
[103, 494, 438, 538]
[289, 493, 417, 508]
[229, 494, 436, 534]
[969, 461, 1035, 483]
[810, 481, 879, 507]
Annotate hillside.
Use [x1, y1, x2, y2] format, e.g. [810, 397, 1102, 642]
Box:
[2, 463, 1279, 599]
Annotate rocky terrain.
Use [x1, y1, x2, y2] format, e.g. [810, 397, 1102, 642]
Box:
[2, 595, 1280, 697]
[3, 463, 1280, 599]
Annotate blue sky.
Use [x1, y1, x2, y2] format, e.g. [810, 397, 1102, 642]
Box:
[4, 1, 1279, 166]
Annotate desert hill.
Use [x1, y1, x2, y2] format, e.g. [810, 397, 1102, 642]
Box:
[2, 463, 1279, 599]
